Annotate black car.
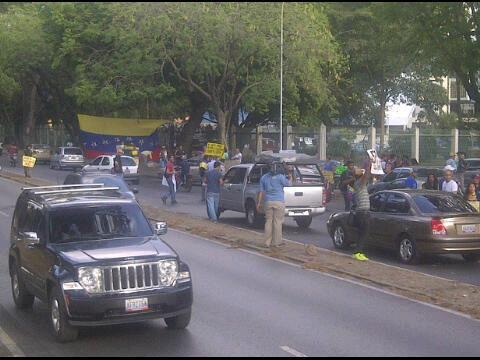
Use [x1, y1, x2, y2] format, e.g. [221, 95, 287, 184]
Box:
[64, 172, 138, 199]
[8, 184, 193, 342]
[368, 177, 410, 194]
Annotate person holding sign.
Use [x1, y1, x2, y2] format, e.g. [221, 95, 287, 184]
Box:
[352, 166, 371, 261]
[23, 144, 34, 178]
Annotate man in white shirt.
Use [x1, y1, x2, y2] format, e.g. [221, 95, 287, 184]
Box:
[442, 170, 458, 193]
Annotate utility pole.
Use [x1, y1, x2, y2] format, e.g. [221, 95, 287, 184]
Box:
[279, 2, 284, 151]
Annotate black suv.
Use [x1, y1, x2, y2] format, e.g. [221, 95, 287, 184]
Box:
[8, 184, 193, 342]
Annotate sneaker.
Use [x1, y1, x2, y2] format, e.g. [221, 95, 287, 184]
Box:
[353, 252, 369, 261]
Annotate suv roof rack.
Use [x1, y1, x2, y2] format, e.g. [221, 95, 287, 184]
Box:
[22, 184, 104, 191]
[32, 187, 120, 195]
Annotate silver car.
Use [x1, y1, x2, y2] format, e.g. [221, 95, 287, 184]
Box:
[50, 147, 85, 170]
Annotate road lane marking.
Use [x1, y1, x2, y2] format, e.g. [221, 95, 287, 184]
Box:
[280, 346, 308, 357]
[0, 326, 25, 357]
[0, 210, 9, 217]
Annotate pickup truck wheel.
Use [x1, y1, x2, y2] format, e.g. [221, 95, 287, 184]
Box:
[332, 223, 350, 250]
[462, 254, 480, 262]
[11, 263, 34, 309]
[49, 287, 79, 342]
[164, 309, 191, 330]
[295, 216, 313, 229]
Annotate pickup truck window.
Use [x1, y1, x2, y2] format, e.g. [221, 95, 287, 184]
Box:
[249, 165, 267, 184]
[49, 204, 153, 244]
[292, 164, 324, 184]
[224, 168, 247, 185]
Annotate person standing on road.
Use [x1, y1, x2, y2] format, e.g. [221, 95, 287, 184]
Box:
[404, 170, 417, 189]
[205, 161, 224, 222]
[231, 148, 243, 162]
[257, 163, 292, 249]
[339, 160, 355, 211]
[23, 144, 33, 178]
[446, 153, 457, 172]
[113, 149, 124, 177]
[456, 151, 468, 190]
[199, 157, 208, 203]
[422, 173, 440, 190]
[352, 166, 371, 261]
[464, 182, 480, 212]
[161, 155, 177, 205]
[442, 169, 458, 194]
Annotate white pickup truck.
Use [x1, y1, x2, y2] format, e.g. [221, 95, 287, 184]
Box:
[218, 155, 327, 228]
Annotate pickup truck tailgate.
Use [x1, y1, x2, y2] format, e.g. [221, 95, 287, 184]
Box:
[284, 186, 324, 208]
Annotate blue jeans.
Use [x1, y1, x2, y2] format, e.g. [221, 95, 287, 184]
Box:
[206, 192, 220, 221]
[162, 175, 176, 203]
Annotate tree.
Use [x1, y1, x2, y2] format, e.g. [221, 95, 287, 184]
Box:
[394, 2, 480, 117]
[326, 2, 448, 149]
[125, 2, 341, 150]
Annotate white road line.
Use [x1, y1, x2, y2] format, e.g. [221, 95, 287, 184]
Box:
[0, 326, 25, 357]
[0, 210, 9, 217]
[280, 346, 308, 357]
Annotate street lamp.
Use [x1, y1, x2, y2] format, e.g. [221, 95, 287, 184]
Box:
[279, 2, 284, 151]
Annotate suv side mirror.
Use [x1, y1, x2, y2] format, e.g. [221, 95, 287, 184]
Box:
[154, 221, 167, 235]
[21, 232, 40, 247]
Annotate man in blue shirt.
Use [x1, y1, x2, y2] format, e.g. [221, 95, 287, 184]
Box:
[404, 170, 417, 189]
[257, 163, 292, 248]
[204, 161, 224, 222]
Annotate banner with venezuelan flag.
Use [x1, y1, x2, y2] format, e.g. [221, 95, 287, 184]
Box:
[79, 114, 170, 159]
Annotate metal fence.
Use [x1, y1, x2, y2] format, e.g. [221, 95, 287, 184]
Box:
[0, 124, 71, 147]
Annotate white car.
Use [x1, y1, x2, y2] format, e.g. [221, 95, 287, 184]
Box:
[82, 155, 139, 184]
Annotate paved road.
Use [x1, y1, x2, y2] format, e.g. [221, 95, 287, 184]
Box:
[1, 177, 480, 356]
[2, 156, 480, 287]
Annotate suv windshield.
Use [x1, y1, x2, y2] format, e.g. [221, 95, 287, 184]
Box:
[49, 204, 153, 243]
[413, 194, 477, 214]
[64, 148, 83, 155]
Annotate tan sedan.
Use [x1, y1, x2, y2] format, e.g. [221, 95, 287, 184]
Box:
[327, 189, 480, 264]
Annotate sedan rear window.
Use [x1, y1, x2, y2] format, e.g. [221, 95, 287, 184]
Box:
[413, 195, 477, 214]
[121, 156, 136, 166]
[64, 148, 83, 155]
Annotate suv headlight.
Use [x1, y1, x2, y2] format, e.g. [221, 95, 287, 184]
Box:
[159, 260, 178, 286]
[78, 267, 103, 293]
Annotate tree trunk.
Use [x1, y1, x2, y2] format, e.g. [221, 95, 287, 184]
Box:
[216, 109, 229, 150]
[22, 73, 41, 147]
[180, 106, 204, 157]
[456, 79, 462, 123]
[64, 111, 80, 145]
[379, 96, 386, 151]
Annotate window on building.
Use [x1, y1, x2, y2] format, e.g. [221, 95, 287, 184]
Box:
[450, 79, 467, 99]
[461, 103, 475, 116]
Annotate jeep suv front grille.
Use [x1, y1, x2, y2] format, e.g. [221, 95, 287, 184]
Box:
[103, 263, 162, 293]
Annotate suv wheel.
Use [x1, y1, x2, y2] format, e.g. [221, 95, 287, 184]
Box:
[332, 223, 349, 249]
[398, 236, 421, 265]
[49, 287, 78, 342]
[462, 253, 480, 262]
[11, 263, 34, 309]
[164, 309, 191, 330]
[295, 216, 313, 229]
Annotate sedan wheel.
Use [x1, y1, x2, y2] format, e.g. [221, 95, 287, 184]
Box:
[332, 224, 349, 249]
[398, 237, 421, 265]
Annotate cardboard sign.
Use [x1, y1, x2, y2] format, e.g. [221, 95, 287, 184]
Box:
[367, 149, 384, 175]
[204, 142, 225, 158]
[22, 156, 36, 168]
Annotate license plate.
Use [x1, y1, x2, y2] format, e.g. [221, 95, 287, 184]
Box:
[125, 298, 149, 312]
[288, 210, 310, 216]
[461, 225, 478, 234]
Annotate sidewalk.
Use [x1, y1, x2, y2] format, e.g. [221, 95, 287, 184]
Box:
[2, 169, 480, 320]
